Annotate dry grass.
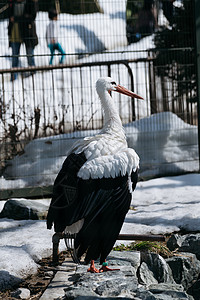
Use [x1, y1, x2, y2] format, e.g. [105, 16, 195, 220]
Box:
[113, 240, 174, 258]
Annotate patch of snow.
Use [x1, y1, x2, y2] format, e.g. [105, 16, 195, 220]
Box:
[1, 173, 200, 287]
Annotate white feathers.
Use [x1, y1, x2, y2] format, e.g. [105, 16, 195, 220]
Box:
[70, 77, 140, 181]
[64, 219, 84, 234]
[72, 131, 127, 160]
[77, 148, 139, 180]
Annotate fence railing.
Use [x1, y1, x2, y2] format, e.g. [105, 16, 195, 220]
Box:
[0, 57, 199, 182]
[0, 59, 139, 169]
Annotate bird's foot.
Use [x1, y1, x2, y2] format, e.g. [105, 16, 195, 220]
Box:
[87, 266, 99, 273]
[99, 262, 120, 272]
[87, 260, 99, 273]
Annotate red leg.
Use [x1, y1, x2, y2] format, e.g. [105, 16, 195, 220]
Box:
[87, 260, 99, 273]
[99, 260, 120, 272]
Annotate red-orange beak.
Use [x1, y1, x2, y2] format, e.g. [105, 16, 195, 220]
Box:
[114, 85, 144, 99]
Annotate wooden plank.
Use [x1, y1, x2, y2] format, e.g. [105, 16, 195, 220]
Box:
[0, 185, 53, 200]
[118, 234, 165, 242]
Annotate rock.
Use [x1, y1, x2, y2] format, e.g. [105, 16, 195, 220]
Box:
[167, 234, 200, 260]
[187, 279, 200, 300]
[75, 297, 140, 300]
[138, 261, 158, 285]
[179, 235, 200, 261]
[108, 250, 141, 267]
[136, 284, 194, 299]
[108, 250, 141, 276]
[166, 252, 200, 290]
[10, 287, 30, 299]
[135, 288, 157, 300]
[136, 283, 193, 300]
[64, 263, 138, 299]
[139, 252, 175, 284]
[65, 286, 99, 299]
[0, 270, 22, 291]
[44, 270, 54, 278]
[0, 199, 49, 220]
[36, 250, 194, 300]
[148, 283, 193, 299]
[167, 234, 185, 251]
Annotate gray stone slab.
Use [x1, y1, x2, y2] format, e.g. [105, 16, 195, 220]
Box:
[39, 259, 77, 300]
[39, 251, 195, 300]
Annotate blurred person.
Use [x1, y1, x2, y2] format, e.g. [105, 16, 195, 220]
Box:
[135, 0, 156, 40]
[161, 0, 175, 25]
[8, 0, 38, 81]
[46, 8, 66, 65]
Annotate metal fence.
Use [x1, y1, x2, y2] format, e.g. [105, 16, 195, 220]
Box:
[0, 0, 199, 197]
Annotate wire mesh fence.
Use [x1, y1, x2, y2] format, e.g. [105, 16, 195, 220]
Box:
[0, 0, 199, 196]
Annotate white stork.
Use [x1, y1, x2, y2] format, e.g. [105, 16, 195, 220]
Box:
[47, 77, 143, 273]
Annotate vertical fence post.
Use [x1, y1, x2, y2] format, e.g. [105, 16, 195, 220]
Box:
[195, 0, 200, 171]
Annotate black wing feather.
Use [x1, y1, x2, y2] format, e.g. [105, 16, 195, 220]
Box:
[47, 152, 138, 263]
[47, 152, 86, 231]
[75, 175, 133, 264]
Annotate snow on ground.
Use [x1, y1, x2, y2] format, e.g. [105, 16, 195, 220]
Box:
[1, 111, 198, 189]
[123, 173, 200, 236]
[1, 173, 200, 289]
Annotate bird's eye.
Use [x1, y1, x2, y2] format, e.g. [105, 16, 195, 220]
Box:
[111, 81, 116, 85]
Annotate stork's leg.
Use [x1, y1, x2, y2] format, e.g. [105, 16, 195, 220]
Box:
[87, 260, 99, 273]
[99, 260, 120, 272]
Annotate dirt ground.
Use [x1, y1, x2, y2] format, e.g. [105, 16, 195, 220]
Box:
[0, 251, 69, 300]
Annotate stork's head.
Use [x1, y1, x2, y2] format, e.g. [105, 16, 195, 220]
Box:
[96, 77, 144, 99]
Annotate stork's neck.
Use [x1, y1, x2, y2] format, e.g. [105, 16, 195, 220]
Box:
[99, 90, 124, 136]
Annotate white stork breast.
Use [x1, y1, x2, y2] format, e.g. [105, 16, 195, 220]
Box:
[77, 148, 139, 180]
